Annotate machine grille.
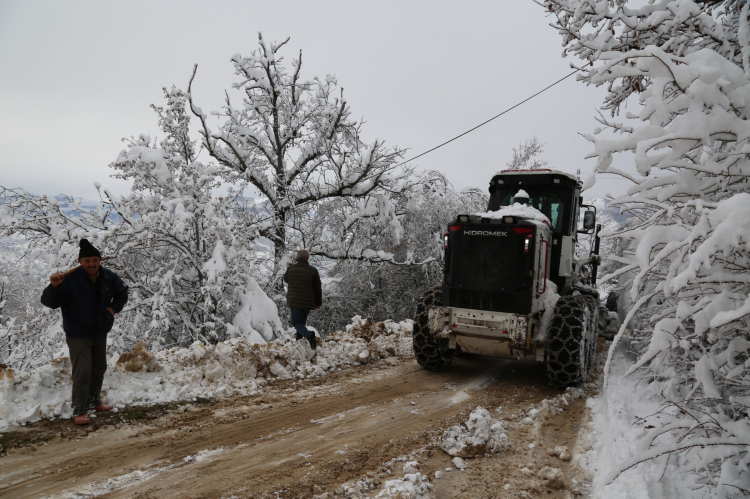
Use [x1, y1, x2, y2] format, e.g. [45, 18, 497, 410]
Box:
[456, 288, 504, 312]
[443, 285, 532, 314]
[443, 222, 535, 314]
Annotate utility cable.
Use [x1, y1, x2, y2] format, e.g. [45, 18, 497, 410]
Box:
[395, 68, 581, 167]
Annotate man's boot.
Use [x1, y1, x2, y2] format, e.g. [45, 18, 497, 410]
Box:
[307, 333, 317, 350]
[72, 401, 89, 425]
[74, 414, 91, 425]
[89, 397, 113, 413]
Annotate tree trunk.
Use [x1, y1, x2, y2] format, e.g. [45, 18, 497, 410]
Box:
[270, 208, 288, 297]
[273, 220, 286, 263]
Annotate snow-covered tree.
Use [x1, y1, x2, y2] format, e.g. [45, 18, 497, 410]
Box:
[0, 87, 283, 356]
[542, 0, 748, 115]
[186, 33, 414, 282]
[505, 136, 549, 170]
[0, 257, 54, 371]
[313, 171, 487, 332]
[540, 0, 750, 494]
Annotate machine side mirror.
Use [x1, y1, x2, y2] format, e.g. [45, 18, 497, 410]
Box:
[582, 210, 595, 232]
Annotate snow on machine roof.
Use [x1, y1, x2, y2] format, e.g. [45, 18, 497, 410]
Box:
[473, 203, 550, 227]
[493, 169, 578, 182]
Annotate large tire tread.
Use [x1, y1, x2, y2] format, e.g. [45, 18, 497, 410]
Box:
[582, 295, 599, 372]
[546, 295, 598, 387]
[413, 285, 455, 371]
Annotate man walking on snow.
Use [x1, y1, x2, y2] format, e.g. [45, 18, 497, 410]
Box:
[41, 239, 129, 425]
[283, 249, 322, 350]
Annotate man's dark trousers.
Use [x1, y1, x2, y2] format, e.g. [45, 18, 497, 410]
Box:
[290, 307, 311, 338]
[66, 336, 107, 415]
[41, 266, 128, 416]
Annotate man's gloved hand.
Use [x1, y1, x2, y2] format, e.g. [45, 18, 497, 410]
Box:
[50, 272, 64, 288]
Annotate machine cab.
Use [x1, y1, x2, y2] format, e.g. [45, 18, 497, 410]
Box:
[487, 169, 581, 294]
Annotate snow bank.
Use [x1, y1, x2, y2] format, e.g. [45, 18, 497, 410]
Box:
[318, 472, 433, 499]
[226, 277, 284, 343]
[439, 406, 509, 457]
[586, 343, 705, 498]
[376, 471, 433, 498]
[520, 387, 584, 426]
[0, 316, 413, 429]
[322, 477, 380, 498]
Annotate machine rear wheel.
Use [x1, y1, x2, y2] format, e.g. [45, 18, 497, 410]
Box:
[546, 295, 598, 387]
[582, 295, 599, 371]
[413, 286, 455, 371]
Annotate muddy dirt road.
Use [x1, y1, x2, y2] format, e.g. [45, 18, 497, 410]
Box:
[0, 353, 594, 498]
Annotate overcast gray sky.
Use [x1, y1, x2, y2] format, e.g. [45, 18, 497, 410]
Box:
[0, 0, 630, 202]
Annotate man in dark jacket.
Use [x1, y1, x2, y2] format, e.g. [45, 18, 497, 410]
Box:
[283, 249, 322, 350]
[41, 239, 128, 425]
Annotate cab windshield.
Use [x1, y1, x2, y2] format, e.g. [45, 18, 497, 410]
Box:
[488, 188, 569, 234]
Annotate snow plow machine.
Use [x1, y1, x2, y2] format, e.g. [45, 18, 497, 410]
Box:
[413, 169, 604, 387]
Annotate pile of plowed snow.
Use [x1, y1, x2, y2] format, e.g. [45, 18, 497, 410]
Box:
[0, 316, 412, 429]
[439, 406, 509, 458]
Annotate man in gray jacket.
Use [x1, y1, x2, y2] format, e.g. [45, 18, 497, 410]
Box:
[283, 249, 322, 350]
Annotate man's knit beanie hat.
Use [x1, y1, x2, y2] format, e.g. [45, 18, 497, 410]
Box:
[79, 239, 102, 259]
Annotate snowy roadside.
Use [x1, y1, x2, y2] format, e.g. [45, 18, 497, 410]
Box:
[0, 316, 412, 430]
[580, 339, 708, 499]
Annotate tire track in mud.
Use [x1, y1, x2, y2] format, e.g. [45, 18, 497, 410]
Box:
[0, 354, 575, 499]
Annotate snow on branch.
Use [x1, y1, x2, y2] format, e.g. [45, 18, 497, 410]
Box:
[541, 0, 750, 494]
[185, 34, 413, 270]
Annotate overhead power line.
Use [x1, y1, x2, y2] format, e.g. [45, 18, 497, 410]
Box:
[396, 68, 581, 167]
